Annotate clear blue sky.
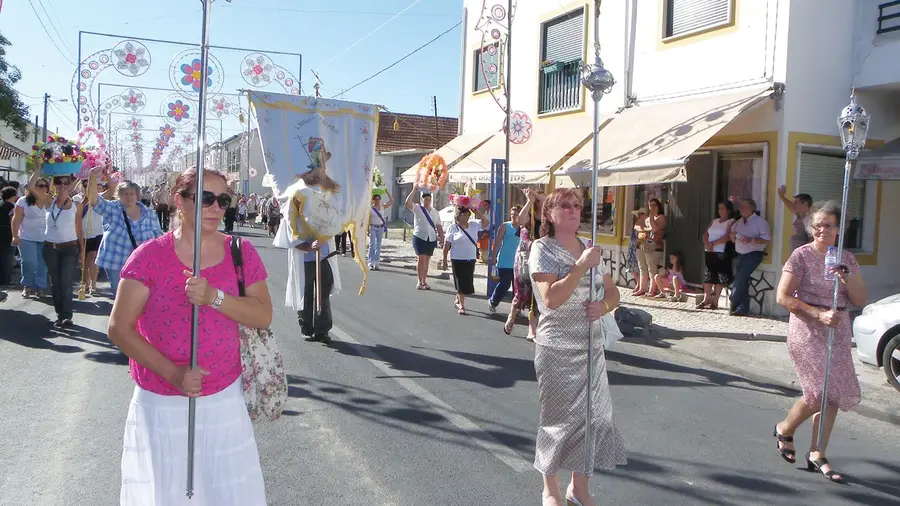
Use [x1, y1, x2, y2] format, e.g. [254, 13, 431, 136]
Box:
[3, 0, 464, 144]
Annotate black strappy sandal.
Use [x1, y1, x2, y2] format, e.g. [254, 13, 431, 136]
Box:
[806, 454, 846, 484]
[773, 425, 796, 463]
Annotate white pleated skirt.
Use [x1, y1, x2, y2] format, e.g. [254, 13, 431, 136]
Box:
[120, 379, 267, 506]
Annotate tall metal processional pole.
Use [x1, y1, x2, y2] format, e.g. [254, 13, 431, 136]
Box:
[579, 0, 615, 474]
[503, 0, 513, 220]
[816, 93, 869, 451]
[186, 0, 218, 498]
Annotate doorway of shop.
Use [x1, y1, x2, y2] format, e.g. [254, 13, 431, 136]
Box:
[666, 153, 716, 284]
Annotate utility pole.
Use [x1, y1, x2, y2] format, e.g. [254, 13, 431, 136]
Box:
[33, 115, 39, 144]
[432, 96, 440, 149]
[41, 94, 49, 141]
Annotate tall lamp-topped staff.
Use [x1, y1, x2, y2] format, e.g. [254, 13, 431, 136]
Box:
[579, 0, 615, 475]
[186, 0, 227, 498]
[816, 93, 869, 451]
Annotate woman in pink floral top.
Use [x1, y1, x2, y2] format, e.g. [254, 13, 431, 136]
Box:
[773, 201, 867, 485]
[108, 167, 273, 505]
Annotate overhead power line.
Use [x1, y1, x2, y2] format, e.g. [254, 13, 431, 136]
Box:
[334, 20, 462, 98]
[315, 0, 424, 71]
[36, 0, 77, 61]
[25, 0, 75, 64]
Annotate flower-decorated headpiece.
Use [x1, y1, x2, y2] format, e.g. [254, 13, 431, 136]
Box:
[75, 126, 110, 180]
[372, 167, 388, 198]
[448, 179, 483, 210]
[31, 134, 87, 176]
[414, 153, 448, 192]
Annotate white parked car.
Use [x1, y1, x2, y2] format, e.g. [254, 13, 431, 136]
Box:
[852, 294, 900, 393]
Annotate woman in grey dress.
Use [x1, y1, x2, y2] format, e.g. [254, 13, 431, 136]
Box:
[530, 188, 626, 506]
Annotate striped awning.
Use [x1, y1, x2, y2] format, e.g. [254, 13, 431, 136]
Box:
[0, 140, 27, 161]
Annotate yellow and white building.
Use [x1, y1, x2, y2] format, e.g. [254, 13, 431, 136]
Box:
[415, 0, 900, 316]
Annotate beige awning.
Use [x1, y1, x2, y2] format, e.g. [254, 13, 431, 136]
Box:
[399, 114, 605, 185]
[397, 132, 493, 183]
[555, 84, 775, 187]
[446, 114, 607, 184]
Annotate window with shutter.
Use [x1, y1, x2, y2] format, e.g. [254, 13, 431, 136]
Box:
[538, 8, 585, 114]
[473, 43, 500, 92]
[542, 8, 584, 63]
[798, 152, 867, 249]
[664, 0, 733, 39]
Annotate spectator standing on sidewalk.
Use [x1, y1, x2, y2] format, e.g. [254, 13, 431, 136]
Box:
[625, 208, 646, 295]
[109, 167, 271, 505]
[529, 188, 626, 506]
[43, 174, 83, 328]
[367, 191, 393, 270]
[11, 175, 51, 298]
[0, 186, 17, 286]
[778, 185, 813, 253]
[487, 205, 521, 312]
[638, 198, 667, 298]
[88, 179, 163, 297]
[773, 201, 867, 484]
[698, 201, 735, 309]
[729, 198, 771, 316]
[405, 189, 444, 290]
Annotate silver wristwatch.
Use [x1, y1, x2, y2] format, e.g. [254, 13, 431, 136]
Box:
[211, 289, 224, 310]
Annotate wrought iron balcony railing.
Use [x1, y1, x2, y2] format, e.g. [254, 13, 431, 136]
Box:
[878, 1, 900, 34]
[538, 60, 582, 115]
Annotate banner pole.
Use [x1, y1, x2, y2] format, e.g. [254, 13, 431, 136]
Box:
[186, 0, 214, 498]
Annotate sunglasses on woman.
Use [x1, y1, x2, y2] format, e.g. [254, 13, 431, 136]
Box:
[187, 190, 232, 209]
[53, 178, 70, 186]
[35, 183, 49, 189]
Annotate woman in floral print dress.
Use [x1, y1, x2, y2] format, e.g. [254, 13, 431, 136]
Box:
[773, 201, 868, 484]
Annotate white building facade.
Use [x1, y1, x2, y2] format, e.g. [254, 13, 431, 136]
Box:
[451, 0, 900, 315]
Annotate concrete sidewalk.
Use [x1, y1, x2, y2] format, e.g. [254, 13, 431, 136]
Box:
[378, 229, 900, 425]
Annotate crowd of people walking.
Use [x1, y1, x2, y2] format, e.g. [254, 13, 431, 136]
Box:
[1, 158, 869, 505]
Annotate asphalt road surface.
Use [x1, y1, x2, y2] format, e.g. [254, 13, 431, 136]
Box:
[1, 229, 898, 505]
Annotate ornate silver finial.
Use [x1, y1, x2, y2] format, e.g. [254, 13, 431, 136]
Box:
[581, 43, 615, 102]
[838, 91, 870, 160]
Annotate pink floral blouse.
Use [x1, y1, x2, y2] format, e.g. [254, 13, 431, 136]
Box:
[120, 232, 268, 396]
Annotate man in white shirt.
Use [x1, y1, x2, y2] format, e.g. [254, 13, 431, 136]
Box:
[368, 191, 393, 270]
[405, 189, 444, 290]
[729, 198, 771, 316]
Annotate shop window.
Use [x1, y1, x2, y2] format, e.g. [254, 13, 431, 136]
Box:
[663, 0, 733, 39]
[580, 186, 616, 235]
[716, 152, 766, 219]
[473, 43, 500, 92]
[633, 184, 669, 214]
[798, 151, 867, 250]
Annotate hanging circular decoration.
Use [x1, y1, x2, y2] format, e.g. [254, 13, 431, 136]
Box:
[169, 49, 224, 99]
[99, 54, 110, 65]
[167, 100, 191, 122]
[120, 88, 146, 113]
[491, 4, 506, 20]
[503, 110, 533, 144]
[491, 29, 501, 40]
[210, 96, 231, 118]
[112, 40, 151, 77]
[241, 53, 274, 87]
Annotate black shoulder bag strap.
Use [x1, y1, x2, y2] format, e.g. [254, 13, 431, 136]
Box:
[122, 210, 138, 249]
[459, 226, 478, 248]
[231, 236, 246, 296]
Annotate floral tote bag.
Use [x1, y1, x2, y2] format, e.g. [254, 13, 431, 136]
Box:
[231, 237, 288, 421]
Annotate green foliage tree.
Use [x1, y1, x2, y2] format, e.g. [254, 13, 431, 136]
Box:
[0, 31, 30, 141]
